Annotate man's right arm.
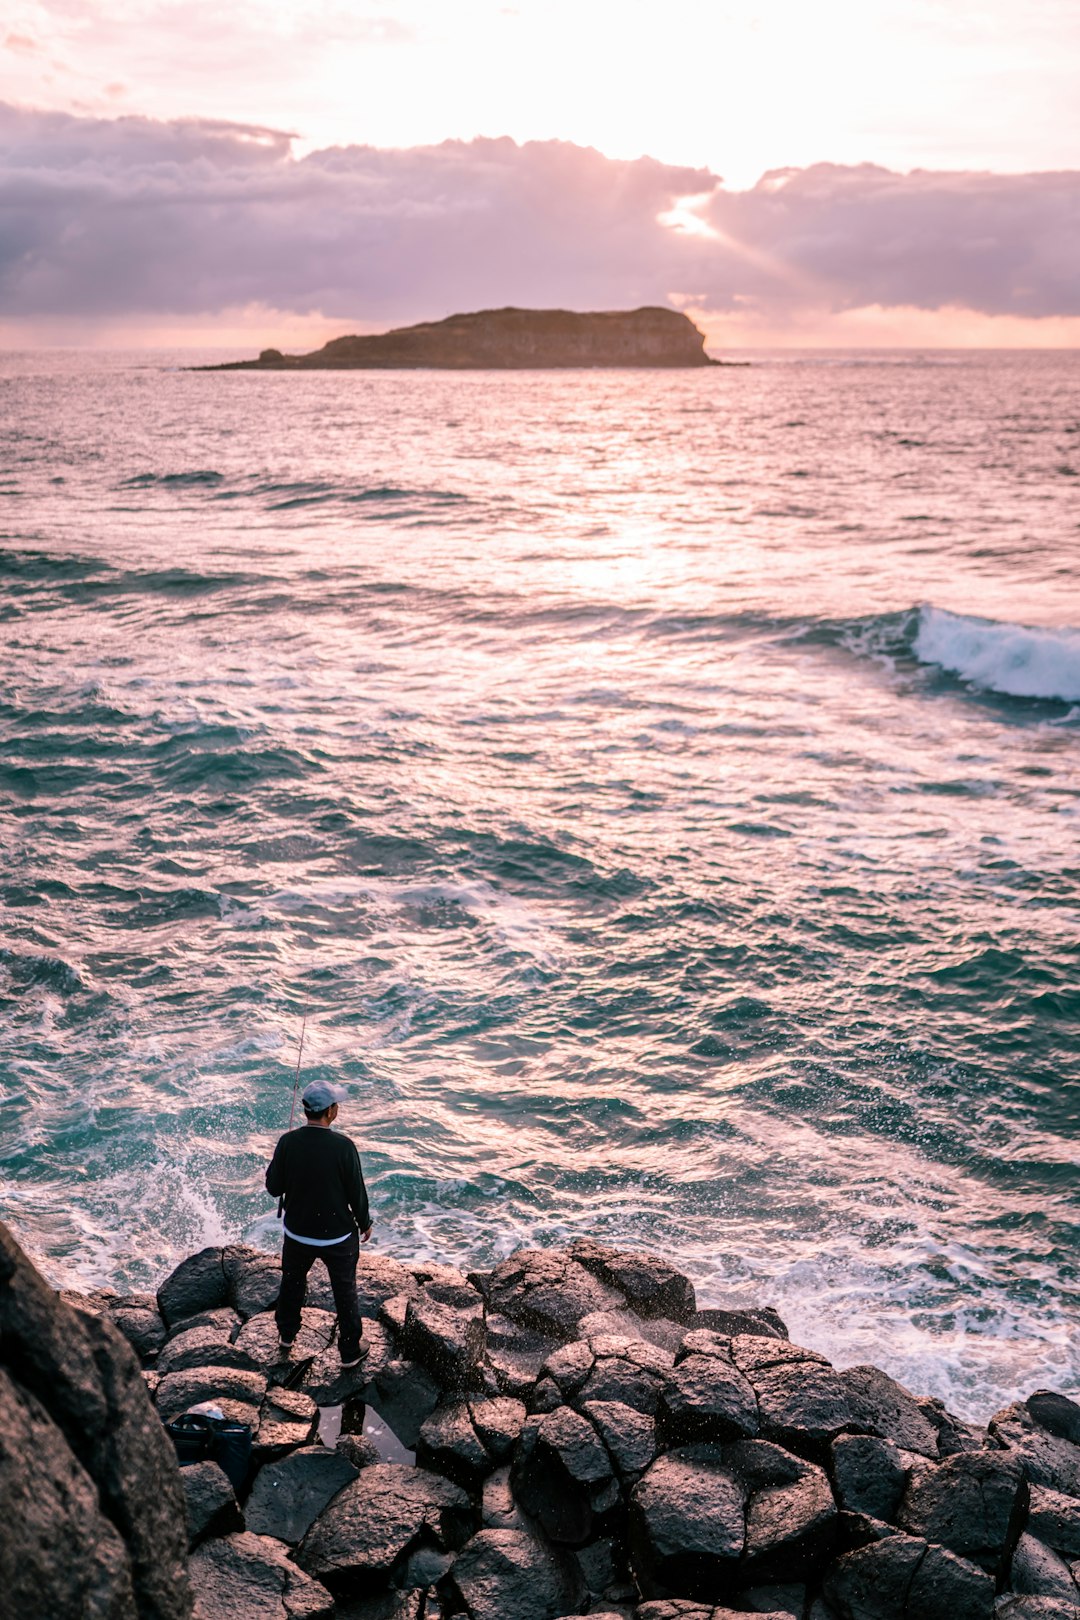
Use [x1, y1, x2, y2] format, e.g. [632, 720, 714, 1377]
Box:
[265, 1136, 287, 1199]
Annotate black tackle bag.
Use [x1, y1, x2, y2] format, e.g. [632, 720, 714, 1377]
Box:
[165, 1411, 252, 1493]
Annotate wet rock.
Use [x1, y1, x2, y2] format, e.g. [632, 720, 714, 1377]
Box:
[450, 1526, 587, 1620]
[578, 1336, 674, 1416]
[158, 1246, 229, 1328]
[189, 1529, 334, 1619]
[898, 1449, 1027, 1573]
[155, 1364, 268, 1427]
[628, 1443, 745, 1598]
[487, 1249, 625, 1340]
[570, 1239, 697, 1324]
[0, 1220, 192, 1620]
[245, 1445, 359, 1544]
[164, 1306, 243, 1345]
[222, 1246, 281, 1321]
[1010, 1533, 1080, 1603]
[584, 1399, 658, 1478]
[741, 1585, 806, 1618]
[512, 1405, 618, 1544]
[298, 1322, 394, 1408]
[532, 1376, 564, 1413]
[990, 1404, 1080, 1499]
[401, 1287, 485, 1387]
[824, 1531, 995, 1620]
[470, 1396, 527, 1463]
[182, 1459, 244, 1548]
[733, 1439, 836, 1582]
[1027, 1393, 1080, 1446]
[354, 1254, 420, 1317]
[296, 1462, 472, 1595]
[484, 1312, 560, 1396]
[917, 1395, 985, 1457]
[633, 1605, 715, 1620]
[255, 1387, 319, 1461]
[543, 1340, 596, 1399]
[830, 1435, 908, 1522]
[380, 1292, 412, 1337]
[234, 1308, 336, 1375]
[1027, 1484, 1080, 1559]
[418, 1400, 491, 1488]
[833, 1512, 900, 1556]
[995, 1598, 1080, 1619]
[110, 1301, 168, 1361]
[658, 1352, 759, 1446]
[363, 1355, 442, 1448]
[336, 1432, 383, 1470]
[157, 1323, 261, 1377]
[837, 1365, 942, 1459]
[482, 1465, 525, 1529]
[696, 1306, 789, 1342]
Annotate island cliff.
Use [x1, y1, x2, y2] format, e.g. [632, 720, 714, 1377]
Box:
[209, 307, 720, 370]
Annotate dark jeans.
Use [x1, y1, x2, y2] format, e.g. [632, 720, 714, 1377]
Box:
[276, 1230, 363, 1361]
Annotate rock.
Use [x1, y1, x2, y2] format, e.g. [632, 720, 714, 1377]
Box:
[220, 307, 716, 372]
[741, 1586, 806, 1618]
[110, 1301, 168, 1361]
[0, 1363, 139, 1617]
[695, 1307, 789, 1342]
[362, 1355, 443, 1449]
[899, 1449, 1027, 1573]
[629, 1443, 745, 1598]
[157, 1323, 261, 1377]
[163, 1306, 242, 1345]
[570, 1240, 697, 1323]
[824, 1531, 995, 1620]
[735, 1439, 838, 1583]
[482, 1465, 525, 1530]
[837, 1366, 942, 1459]
[484, 1312, 562, 1395]
[256, 1387, 319, 1460]
[352, 1254, 420, 1317]
[990, 1404, 1080, 1499]
[449, 1526, 588, 1620]
[1010, 1533, 1080, 1602]
[995, 1598, 1080, 1619]
[336, 1433, 383, 1470]
[584, 1399, 658, 1477]
[296, 1462, 473, 1594]
[182, 1459, 244, 1547]
[1027, 1484, 1080, 1559]
[578, 1337, 674, 1416]
[401, 1288, 485, 1386]
[380, 1292, 412, 1337]
[917, 1395, 985, 1457]
[222, 1246, 281, 1320]
[155, 1364, 268, 1427]
[543, 1340, 596, 1398]
[298, 1324, 393, 1409]
[158, 1247, 228, 1328]
[512, 1405, 618, 1544]
[470, 1396, 527, 1463]
[245, 1445, 359, 1544]
[1027, 1394, 1080, 1446]
[418, 1401, 491, 1489]
[830, 1435, 908, 1522]
[234, 1308, 336, 1375]
[749, 1359, 854, 1454]
[189, 1530, 334, 1619]
[658, 1353, 759, 1445]
[0, 1220, 192, 1620]
[487, 1249, 625, 1340]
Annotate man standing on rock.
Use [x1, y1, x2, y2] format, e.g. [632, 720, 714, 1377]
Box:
[265, 1079, 372, 1368]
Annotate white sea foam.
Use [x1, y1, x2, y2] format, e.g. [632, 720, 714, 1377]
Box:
[914, 605, 1080, 702]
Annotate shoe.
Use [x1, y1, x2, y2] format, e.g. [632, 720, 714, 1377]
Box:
[339, 1348, 366, 1369]
[278, 1339, 295, 1357]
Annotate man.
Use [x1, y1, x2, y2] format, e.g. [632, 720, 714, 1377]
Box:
[265, 1078, 373, 1367]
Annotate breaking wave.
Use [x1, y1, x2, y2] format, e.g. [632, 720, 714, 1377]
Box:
[912, 606, 1080, 703]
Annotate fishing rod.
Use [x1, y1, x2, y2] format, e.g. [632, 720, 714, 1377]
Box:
[278, 1017, 306, 1219]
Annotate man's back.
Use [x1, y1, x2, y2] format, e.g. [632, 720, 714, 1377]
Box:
[266, 1124, 370, 1242]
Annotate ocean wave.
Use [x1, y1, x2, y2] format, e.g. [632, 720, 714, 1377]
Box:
[912, 606, 1080, 702]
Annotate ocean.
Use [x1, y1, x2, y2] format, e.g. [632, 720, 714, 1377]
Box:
[1, 346, 1077, 1422]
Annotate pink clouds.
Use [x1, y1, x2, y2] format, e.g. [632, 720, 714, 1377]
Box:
[1, 104, 1078, 338]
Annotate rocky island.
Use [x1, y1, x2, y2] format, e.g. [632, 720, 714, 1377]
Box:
[4, 1218, 1079, 1620]
[208, 307, 723, 370]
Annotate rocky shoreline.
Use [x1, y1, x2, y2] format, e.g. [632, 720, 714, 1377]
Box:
[4, 1221, 1080, 1620]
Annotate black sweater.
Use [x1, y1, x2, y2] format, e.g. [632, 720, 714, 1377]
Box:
[265, 1125, 371, 1241]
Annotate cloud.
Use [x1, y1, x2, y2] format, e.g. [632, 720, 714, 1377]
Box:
[1, 103, 1078, 335]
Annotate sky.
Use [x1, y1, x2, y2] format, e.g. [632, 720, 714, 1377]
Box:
[2, 0, 1080, 347]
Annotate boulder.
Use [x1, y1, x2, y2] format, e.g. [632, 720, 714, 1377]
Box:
[994, 1598, 1080, 1619]
[830, 1435, 908, 1523]
[156, 1323, 261, 1377]
[189, 1530, 334, 1619]
[1027, 1484, 1080, 1559]
[824, 1531, 995, 1620]
[750, 1359, 855, 1454]
[989, 1404, 1080, 1499]
[110, 1301, 168, 1361]
[471, 1397, 527, 1463]
[629, 1443, 745, 1598]
[401, 1288, 485, 1386]
[255, 1387, 319, 1461]
[1009, 1533, 1080, 1603]
[483, 1312, 561, 1395]
[898, 1449, 1027, 1573]
[1027, 1393, 1080, 1446]
[418, 1401, 492, 1489]
[352, 1253, 420, 1318]
[487, 1250, 626, 1339]
[181, 1459, 243, 1548]
[155, 1365, 268, 1427]
[450, 1526, 587, 1620]
[584, 1399, 658, 1478]
[245, 1445, 359, 1544]
[360, 1355, 442, 1449]
[542, 1341, 596, 1399]
[511, 1406, 619, 1543]
[658, 1353, 759, 1446]
[570, 1240, 697, 1324]
[222, 1246, 281, 1320]
[163, 1306, 242, 1345]
[0, 1221, 192, 1620]
[694, 1307, 788, 1341]
[234, 1308, 336, 1375]
[734, 1439, 837, 1583]
[836, 1366, 942, 1460]
[577, 1336, 675, 1416]
[482, 1465, 526, 1530]
[296, 1462, 473, 1595]
[158, 1247, 228, 1327]
[380, 1292, 412, 1337]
